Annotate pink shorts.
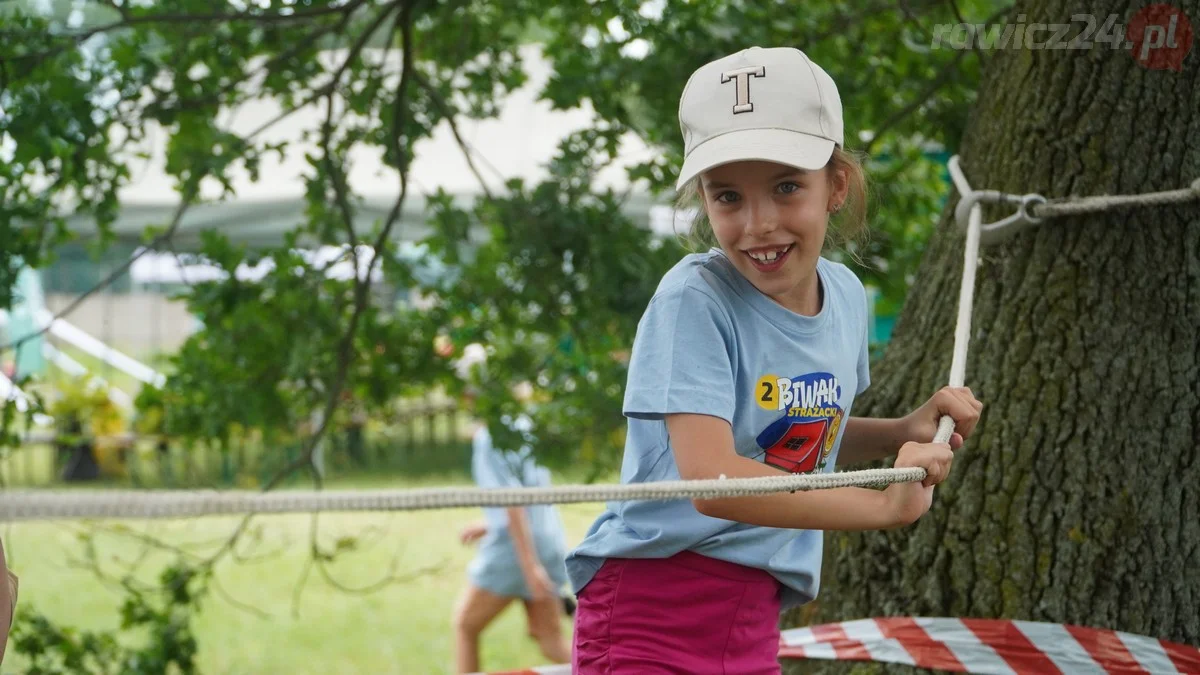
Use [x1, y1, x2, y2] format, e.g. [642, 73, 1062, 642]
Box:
[572, 551, 783, 674]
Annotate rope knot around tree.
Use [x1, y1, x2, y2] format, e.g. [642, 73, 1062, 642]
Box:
[950, 156, 1200, 245]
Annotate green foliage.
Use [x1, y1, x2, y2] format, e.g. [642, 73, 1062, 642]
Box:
[1, 0, 1004, 470]
[44, 373, 125, 441]
[13, 563, 200, 674]
[149, 238, 440, 444]
[423, 165, 685, 471]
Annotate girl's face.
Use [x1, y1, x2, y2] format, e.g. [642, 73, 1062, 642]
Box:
[700, 160, 847, 315]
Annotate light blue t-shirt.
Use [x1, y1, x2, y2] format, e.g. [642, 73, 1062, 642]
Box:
[469, 419, 569, 598]
[565, 248, 871, 609]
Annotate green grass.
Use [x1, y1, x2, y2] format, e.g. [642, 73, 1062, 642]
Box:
[3, 475, 609, 674]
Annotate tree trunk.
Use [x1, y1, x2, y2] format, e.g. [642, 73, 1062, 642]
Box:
[786, 0, 1200, 670]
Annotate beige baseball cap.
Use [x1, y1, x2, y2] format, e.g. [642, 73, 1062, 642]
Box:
[676, 46, 844, 189]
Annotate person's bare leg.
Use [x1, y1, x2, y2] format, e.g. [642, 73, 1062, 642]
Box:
[523, 594, 570, 663]
[452, 584, 513, 674]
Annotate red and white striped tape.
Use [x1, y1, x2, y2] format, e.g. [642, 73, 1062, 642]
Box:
[479, 617, 1200, 674]
[779, 617, 1200, 674]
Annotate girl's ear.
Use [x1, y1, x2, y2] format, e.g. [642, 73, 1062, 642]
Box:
[828, 166, 850, 211]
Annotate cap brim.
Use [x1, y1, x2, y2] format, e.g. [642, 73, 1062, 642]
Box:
[676, 129, 836, 190]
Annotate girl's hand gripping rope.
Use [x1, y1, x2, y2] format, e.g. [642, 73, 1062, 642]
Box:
[903, 386, 984, 449]
[884, 441, 955, 527]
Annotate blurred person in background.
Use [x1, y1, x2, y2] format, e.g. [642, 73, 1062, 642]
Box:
[450, 343, 571, 675]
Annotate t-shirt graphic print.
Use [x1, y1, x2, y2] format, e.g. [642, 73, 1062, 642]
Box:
[754, 372, 845, 473]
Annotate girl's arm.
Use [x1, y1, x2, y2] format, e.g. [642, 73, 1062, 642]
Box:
[668, 414, 947, 530]
[506, 507, 554, 600]
[838, 387, 984, 467]
[838, 416, 910, 466]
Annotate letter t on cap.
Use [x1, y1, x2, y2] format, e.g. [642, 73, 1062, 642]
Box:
[721, 66, 766, 114]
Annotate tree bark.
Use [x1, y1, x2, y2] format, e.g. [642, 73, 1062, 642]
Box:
[786, 0, 1200, 671]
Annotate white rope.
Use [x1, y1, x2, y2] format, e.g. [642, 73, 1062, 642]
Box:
[938, 156, 984, 444]
[1032, 177, 1200, 218]
[0, 468, 928, 522]
[949, 157, 1199, 244]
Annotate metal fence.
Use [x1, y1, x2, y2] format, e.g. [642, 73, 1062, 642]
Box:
[2, 399, 473, 488]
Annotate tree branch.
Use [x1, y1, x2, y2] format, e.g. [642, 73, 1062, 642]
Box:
[864, 0, 1012, 152]
[198, 0, 417, 576]
[322, 91, 361, 252]
[1, 4, 399, 358]
[4, 0, 372, 73]
[229, 526, 292, 565]
[373, 0, 416, 248]
[206, 569, 271, 619]
[290, 550, 316, 618]
[142, 0, 371, 120]
[0, 187, 196, 355]
[307, 509, 443, 597]
[315, 0, 402, 252]
[863, 47, 968, 156]
[896, 0, 936, 45]
[84, 522, 204, 562]
[413, 72, 495, 200]
[13, 0, 433, 632]
[66, 521, 273, 619]
[945, 0, 968, 26]
[11, 0, 372, 40]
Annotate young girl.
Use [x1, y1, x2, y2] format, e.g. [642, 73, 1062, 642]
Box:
[450, 345, 571, 675]
[565, 46, 983, 674]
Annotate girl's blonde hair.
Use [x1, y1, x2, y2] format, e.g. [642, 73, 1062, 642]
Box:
[675, 146, 870, 253]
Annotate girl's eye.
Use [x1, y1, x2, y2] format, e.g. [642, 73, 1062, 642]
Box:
[715, 191, 740, 204]
[777, 181, 801, 194]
